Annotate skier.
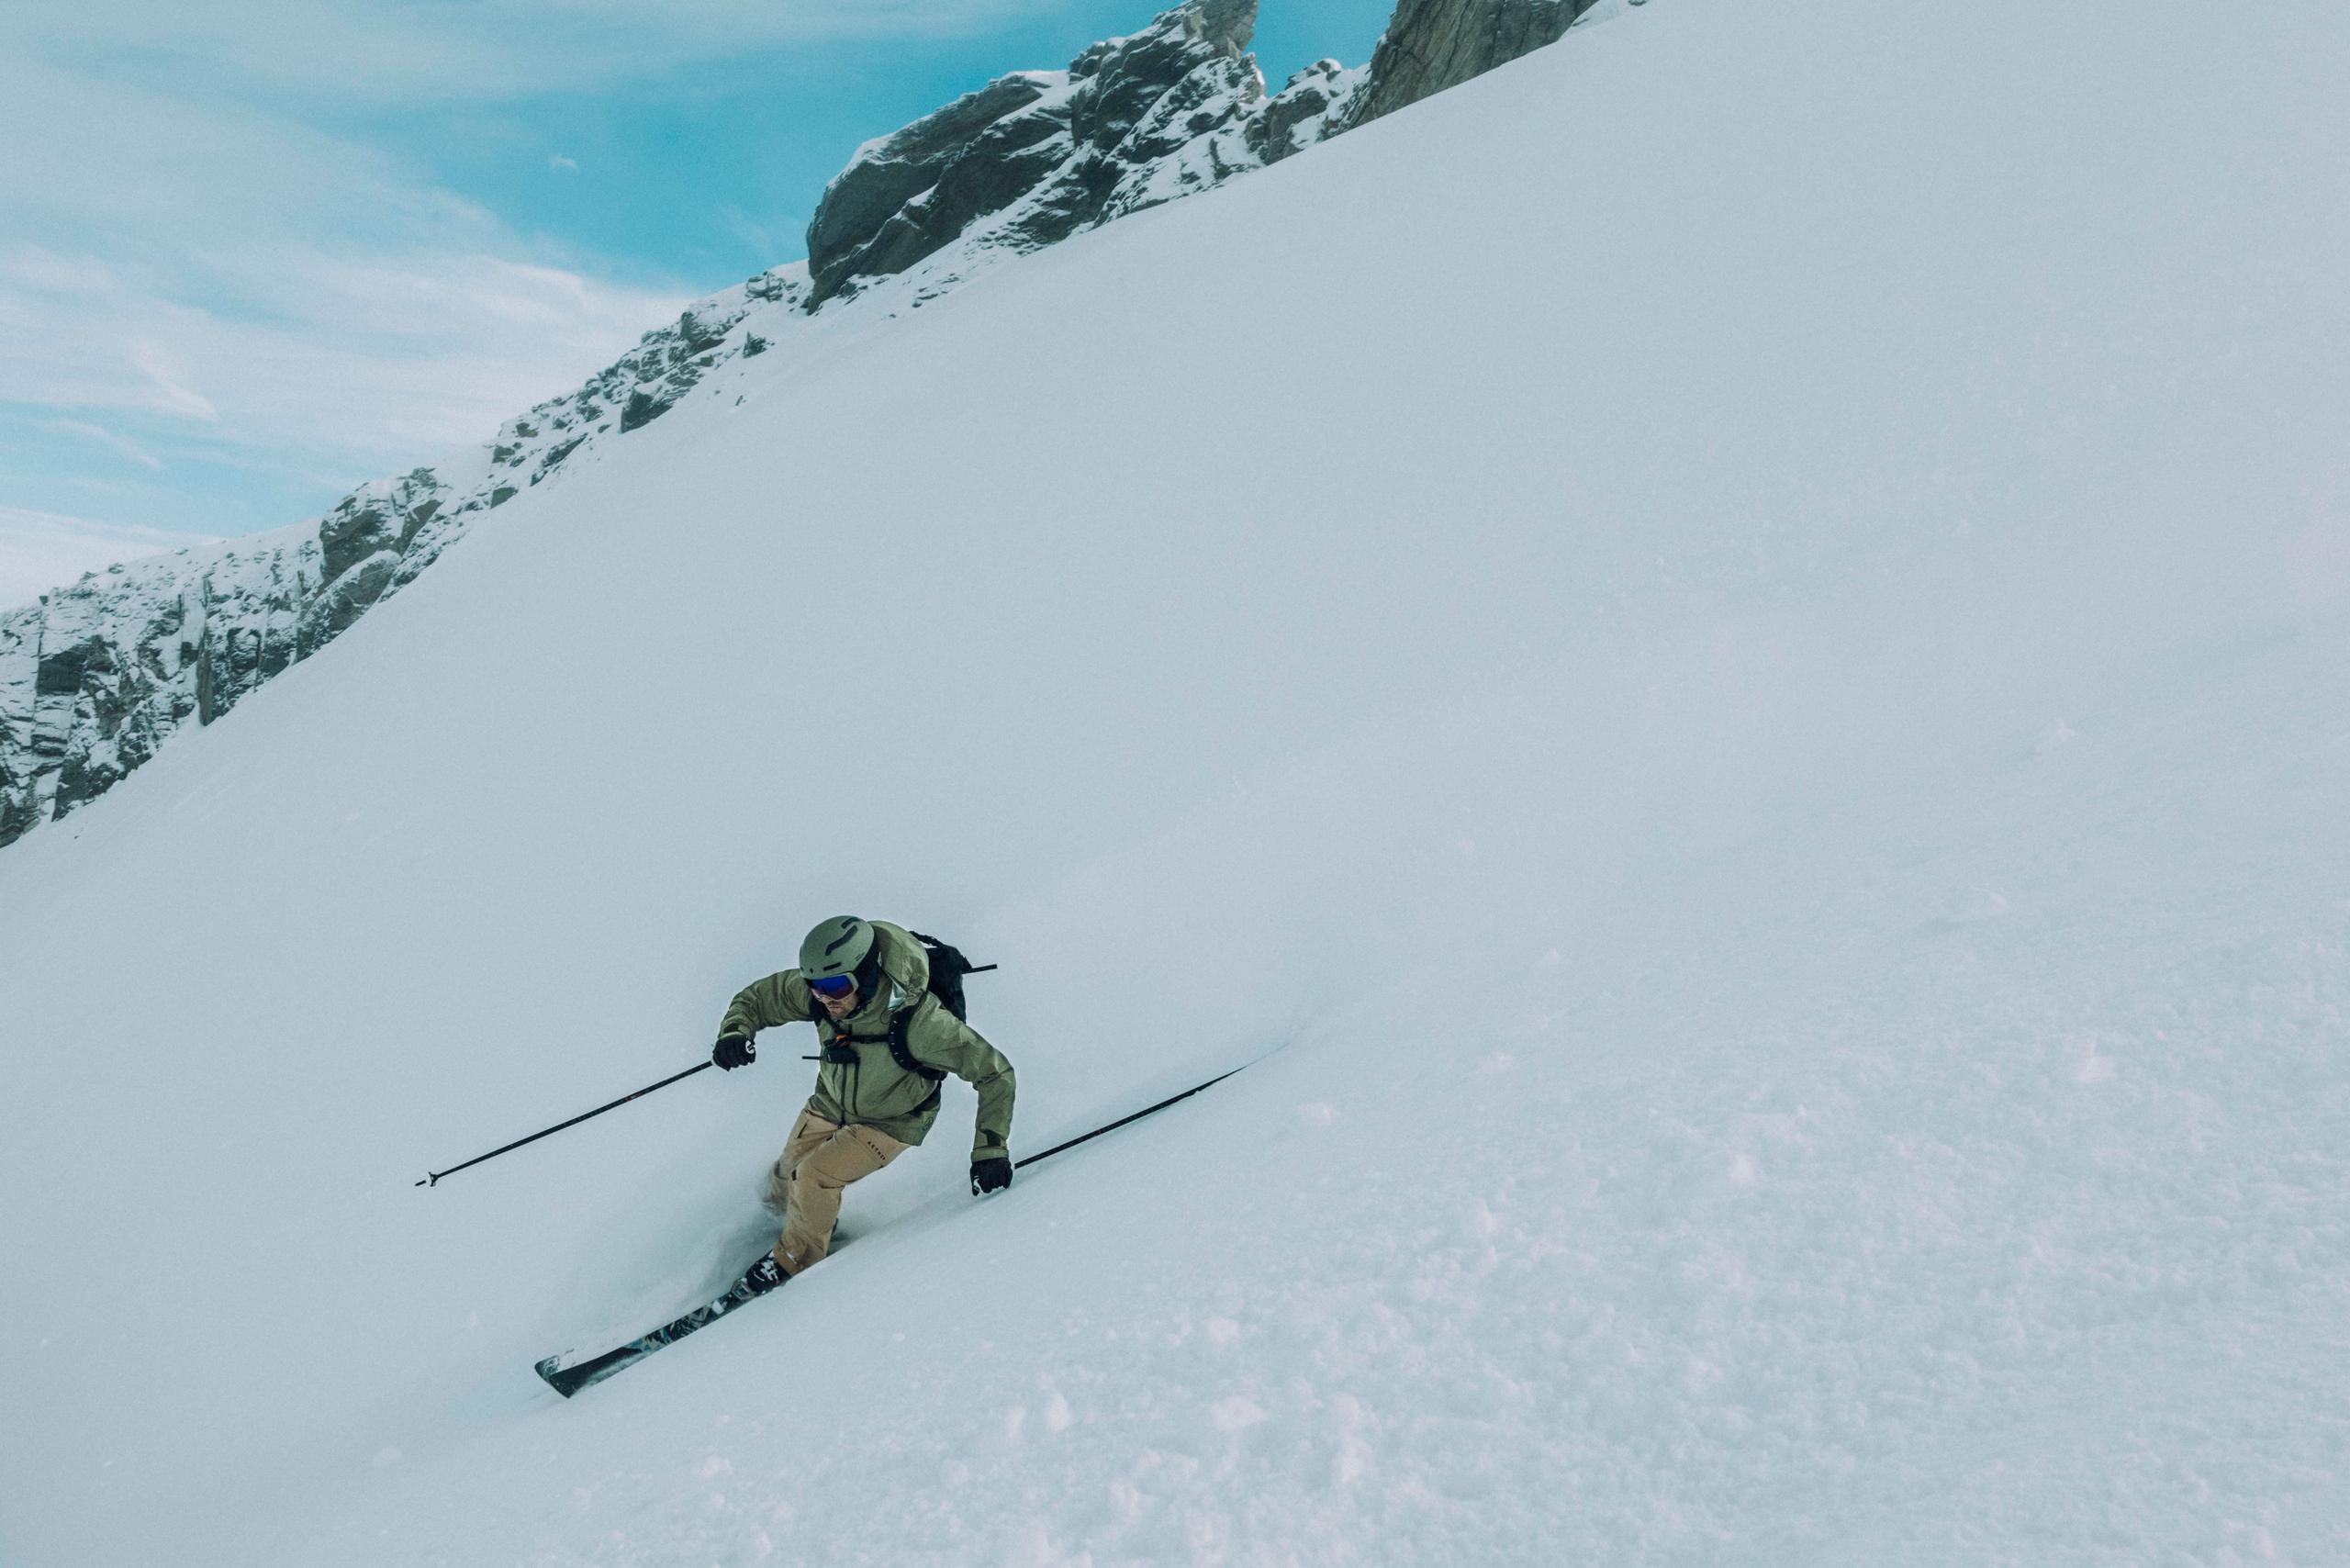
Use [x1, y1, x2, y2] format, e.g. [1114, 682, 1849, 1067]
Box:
[711, 915, 1016, 1294]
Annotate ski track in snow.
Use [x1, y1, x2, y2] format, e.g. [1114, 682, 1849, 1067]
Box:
[5, 0, 2349, 1562]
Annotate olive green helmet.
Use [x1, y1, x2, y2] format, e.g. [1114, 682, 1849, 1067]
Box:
[800, 915, 876, 980]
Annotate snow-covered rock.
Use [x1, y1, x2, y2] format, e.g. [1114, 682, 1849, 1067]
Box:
[804, 0, 1366, 307]
[0, 266, 809, 846]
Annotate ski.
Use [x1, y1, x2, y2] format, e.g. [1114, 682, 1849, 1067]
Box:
[535, 1271, 769, 1398]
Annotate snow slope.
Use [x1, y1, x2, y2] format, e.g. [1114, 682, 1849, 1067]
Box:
[4, 0, 2347, 1562]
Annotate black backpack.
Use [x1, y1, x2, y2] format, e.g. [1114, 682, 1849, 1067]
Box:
[911, 930, 982, 1020]
[886, 931, 993, 1082]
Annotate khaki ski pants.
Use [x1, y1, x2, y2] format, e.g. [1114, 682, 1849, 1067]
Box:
[766, 1108, 911, 1276]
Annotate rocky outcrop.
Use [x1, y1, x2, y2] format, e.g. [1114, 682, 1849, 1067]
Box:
[805, 0, 1362, 308]
[804, 73, 1072, 305]
[1344, 0, 1601, 129]
[1245, 58, 1362, 162]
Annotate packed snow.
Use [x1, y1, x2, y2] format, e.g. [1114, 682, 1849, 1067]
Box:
[3, 0, 2346, 1562]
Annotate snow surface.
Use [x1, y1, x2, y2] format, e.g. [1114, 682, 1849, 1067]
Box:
[5, 0, 2349, 1562]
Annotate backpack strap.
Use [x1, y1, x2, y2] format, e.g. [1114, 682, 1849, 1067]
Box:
[887, 1007, 947, 1083]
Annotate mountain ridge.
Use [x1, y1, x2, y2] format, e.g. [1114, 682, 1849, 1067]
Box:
[1, 0, 1478, 850]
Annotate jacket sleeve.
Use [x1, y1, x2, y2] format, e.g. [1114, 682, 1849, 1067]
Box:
[716, 970, 816, 1039]
[912, 1011, 1016, 1161]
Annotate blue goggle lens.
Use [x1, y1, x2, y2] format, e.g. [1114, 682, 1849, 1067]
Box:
[809, 972, 856, 998]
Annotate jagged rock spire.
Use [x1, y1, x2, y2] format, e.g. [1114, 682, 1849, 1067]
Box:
[800, 0, 1377, 309]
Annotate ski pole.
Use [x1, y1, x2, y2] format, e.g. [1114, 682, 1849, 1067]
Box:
[417, 1060, 713, 1187]
[1014, 1061, 1255, 1170]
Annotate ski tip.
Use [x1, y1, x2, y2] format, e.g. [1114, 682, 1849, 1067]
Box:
[534, 1355, 575, 1397]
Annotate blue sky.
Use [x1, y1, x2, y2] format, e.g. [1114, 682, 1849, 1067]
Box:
[0, 0, 1390, 605]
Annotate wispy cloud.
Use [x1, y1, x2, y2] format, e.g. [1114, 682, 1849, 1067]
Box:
[0, 42, 691, 521]
[0, 240, 686, 475]
[549, 154, 580, 173]
[39, 419, 164, 469]
[0, 505, 216, 611]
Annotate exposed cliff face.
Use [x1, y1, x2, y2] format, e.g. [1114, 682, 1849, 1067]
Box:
[1345, 0, 1601, 129]
[0, 0, 1620, 853]
[805, 0, 1360, 308]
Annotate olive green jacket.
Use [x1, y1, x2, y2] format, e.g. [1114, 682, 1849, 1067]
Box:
[717, 921, 1015, 1159]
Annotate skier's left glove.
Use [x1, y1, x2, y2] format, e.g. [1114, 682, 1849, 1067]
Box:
[712, 1034, 755, 1071]
[970, 1155, 1013, 1196]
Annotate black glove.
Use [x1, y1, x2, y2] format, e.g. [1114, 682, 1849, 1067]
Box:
[970, 1155, 1013, 1196]
[712, 1034, 755, 1071]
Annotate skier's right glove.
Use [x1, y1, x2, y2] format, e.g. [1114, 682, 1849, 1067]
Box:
[712, 1034, 755, 1071]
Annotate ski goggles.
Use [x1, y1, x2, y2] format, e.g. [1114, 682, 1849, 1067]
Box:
[807, 972, 856, 998]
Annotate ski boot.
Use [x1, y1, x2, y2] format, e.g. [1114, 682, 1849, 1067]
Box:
[739, 1254, 787, 1296]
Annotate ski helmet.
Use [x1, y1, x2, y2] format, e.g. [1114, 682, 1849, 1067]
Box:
[800, 915, 876, 980]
